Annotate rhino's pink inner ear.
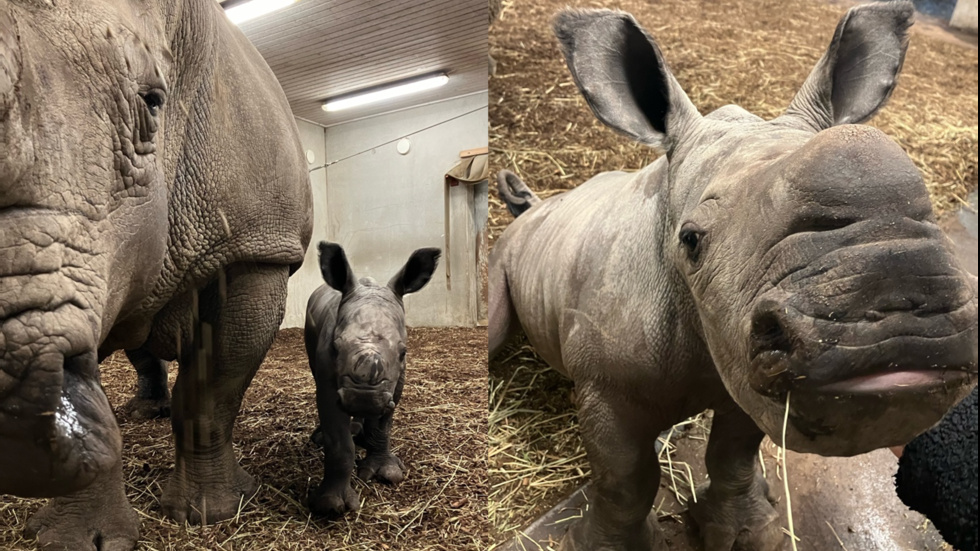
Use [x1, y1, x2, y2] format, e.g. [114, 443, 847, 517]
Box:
[553, 9, 700, 152]
[782, 0, 913, 131]
[318, 241, 356, 295]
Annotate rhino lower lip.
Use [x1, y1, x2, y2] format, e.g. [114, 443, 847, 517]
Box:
[815, 369, 975, 394]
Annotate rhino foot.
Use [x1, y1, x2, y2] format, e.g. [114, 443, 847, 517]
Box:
[122, 396, 171, 420]
[25, 464, 139, 551]
[560, 510, 666, 551]
[161, 463, 258, 525]
[309, 426, 324, 447]
[357, 453, 405, 485]
[688, 475, 784, 551]
[308, 481, 360, 518]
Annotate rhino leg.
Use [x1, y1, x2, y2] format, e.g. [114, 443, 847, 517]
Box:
[160, 263, 289, 525]
[309, 374, 360, 517]
[354, 375, 405, 485]
[122, 347, 171, 420]
[25, 459, 139, 551]
[561, 382, 668, 551]
[688, 403, 784, 551]
[488, 259, 518, 358]
[354, 413, 405, 485]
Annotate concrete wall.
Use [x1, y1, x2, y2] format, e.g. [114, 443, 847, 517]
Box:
[951, 0, 978, 32]
[282, 92, 489, 328]
[283, 119, 329, 329]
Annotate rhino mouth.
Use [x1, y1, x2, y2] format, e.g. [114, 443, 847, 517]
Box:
[0, 309, 119, 497]
[337, 377, 395, 417]
[749, 306, 978, 398]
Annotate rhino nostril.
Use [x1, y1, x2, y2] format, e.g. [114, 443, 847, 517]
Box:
[750, 311, 793, 358]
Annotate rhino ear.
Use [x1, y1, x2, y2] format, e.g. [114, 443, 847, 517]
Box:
[318, 241, 357, 295]
[389, 248, 441, 297]
[783, 1, 913, 131]
[553, 9, 701, 152]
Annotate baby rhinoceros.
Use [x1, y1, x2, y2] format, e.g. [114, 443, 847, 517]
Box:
[305, 241, 441, 517]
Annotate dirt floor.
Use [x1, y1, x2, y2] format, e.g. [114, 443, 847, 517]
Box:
[0, 327, 489, 551]
[488, 0, 979, 547]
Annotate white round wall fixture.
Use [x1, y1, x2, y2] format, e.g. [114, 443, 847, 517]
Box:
[306, 149, 316, 164]
[396, 138, 411, 155]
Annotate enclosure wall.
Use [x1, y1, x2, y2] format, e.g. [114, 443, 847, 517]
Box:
[282, 93, 489, 328]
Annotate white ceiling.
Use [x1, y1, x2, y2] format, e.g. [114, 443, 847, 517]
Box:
[223, 0, 489, 127]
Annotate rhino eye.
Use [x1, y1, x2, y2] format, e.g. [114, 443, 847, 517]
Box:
[679, 223, 705, 263]
[140, 89, 166, 116]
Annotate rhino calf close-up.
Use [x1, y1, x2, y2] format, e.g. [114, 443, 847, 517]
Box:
[488, 0, 978, 550]
[2, 0, 490, 549]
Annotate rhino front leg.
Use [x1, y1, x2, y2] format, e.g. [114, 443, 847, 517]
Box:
[309, 376, 360, 517]
[122, 346, 171, 420]
[562, 382, 668, 551]
[688, 403, 784, 551]
[26, 457, 139, 551]
[160, 263, 289, 525]
[355, 412, 405, 485]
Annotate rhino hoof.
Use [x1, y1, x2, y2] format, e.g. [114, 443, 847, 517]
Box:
[688, 478, 784, 551]
[309, 426, 324, 447]
[25, 491, 139, 551]
[308, 482, 360, 518]
[560, 510, 666, 551]
[122, 396, 171, 420]
[357, 453, 406, 485]
[161, 465, 258, 525]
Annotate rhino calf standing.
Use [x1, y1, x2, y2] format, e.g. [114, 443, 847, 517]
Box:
[490, 2, 978, 550]
[305, 241, 440, 516]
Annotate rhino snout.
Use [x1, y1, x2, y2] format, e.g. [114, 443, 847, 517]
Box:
[746, 283, 978, 397]
[0, 347, 120, 497]
[348, 355, 385, 386]
[336, 385, 395, 417]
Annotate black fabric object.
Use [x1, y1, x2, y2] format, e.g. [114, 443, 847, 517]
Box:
[896, 386, 978, 551]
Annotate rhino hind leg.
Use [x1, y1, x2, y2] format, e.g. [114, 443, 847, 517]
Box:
[688, 404, 784, 551]
[25, 460, 139, 551]
[560, 381, 668, 551]
[160, 263, 289, 525]
[488, 259, 519, 358]
[122, 347, 171, 420]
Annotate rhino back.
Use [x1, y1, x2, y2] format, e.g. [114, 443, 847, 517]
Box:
[500, 159, 698, 378]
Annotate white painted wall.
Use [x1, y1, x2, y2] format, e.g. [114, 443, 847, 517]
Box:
[283, 118, 329, 329]
[282, 92, 489, 328]
[951, 0, 978, 32]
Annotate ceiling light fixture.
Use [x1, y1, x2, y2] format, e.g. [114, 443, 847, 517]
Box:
[322, 73, 450, 112]
[225, 0, 297, 25]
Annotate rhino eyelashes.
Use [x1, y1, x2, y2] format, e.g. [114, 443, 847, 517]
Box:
[678, 223, 705, 263]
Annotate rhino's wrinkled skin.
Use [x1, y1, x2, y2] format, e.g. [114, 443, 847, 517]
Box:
[489, 3, 978, 550]
[0, 0, 312, 548]
[304, 242, 439, 517]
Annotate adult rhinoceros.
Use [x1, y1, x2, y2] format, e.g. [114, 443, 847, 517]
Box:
[0, 0, 312, 549]
[490, 2, 978, 550]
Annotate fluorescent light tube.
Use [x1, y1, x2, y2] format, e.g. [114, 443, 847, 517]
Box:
[225, 0, 297, 25]
[322, 74, 450, 112]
